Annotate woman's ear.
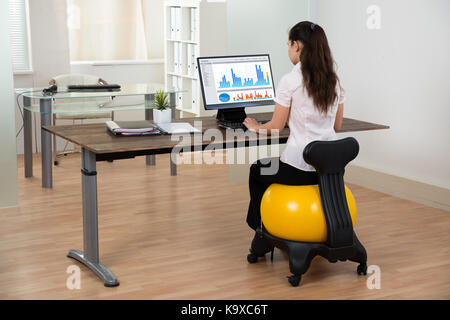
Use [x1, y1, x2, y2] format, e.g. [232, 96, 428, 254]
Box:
[296, 41, 303, 53]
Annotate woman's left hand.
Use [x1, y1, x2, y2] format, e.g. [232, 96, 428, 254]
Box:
[243, 118, 261, 132]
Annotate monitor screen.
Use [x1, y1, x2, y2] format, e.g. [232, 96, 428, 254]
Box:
[197, 55, 275, 110]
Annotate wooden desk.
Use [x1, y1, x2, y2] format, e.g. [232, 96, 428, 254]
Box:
[45, 113, 388, 158]
[43, 114, 389, 287]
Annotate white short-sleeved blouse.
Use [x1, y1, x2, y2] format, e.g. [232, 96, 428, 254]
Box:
[274, 62, 345, 172]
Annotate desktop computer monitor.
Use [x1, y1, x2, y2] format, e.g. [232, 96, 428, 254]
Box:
[197, 54, 275, 122]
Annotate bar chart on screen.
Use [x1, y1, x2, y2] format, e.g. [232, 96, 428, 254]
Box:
[217, 88, 273, 104]
[218, 65, 271, 88]
[232, 90, 273, 101]
[212, 60, 275, 104]
[214, 62, 273, 90]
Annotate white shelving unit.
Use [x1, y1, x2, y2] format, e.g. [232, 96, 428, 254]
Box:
[164, 0, 201, 117]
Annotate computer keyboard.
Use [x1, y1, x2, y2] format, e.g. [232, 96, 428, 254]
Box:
[219, 120, 270, 131]
[222, 122, 247, 130]
[67, 84, 121, 91]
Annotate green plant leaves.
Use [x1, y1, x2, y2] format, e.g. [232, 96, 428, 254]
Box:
[154, 90, 170, 111]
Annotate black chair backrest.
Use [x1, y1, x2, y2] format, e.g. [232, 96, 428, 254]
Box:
[303, 137, 359, 248]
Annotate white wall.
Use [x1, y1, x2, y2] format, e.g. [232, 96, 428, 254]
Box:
[14, 0, 71, 155]
[200, 1, 227, 57]
[196, 1, 228, 116]
[1, 0, 19, 208]
[143, 0, 165, 59]
[28, 0, 71, 86]
[227, 0, 311, 113]
[314, 0, 450, 189]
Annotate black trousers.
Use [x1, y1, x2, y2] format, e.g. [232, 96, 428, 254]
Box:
[246, 157, 319, 231]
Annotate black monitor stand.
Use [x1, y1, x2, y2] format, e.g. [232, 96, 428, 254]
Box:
[216, 108, 247, 123]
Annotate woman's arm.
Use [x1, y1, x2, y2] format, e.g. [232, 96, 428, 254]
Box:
[243, 104, 290, 134]
[334, 103, 344, 132]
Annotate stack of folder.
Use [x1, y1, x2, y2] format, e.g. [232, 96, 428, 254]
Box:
[106, 120, 201, 136]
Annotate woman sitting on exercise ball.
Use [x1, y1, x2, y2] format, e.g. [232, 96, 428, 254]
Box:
[244, 21, 345, 248]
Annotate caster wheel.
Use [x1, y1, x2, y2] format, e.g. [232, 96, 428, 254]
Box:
[247, 253, 258, 264]
[287, 275, 301, 287]
[357, 263, 368, 275]
[54, 161, 59, 166]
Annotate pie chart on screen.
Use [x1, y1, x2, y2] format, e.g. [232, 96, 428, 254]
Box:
[219, 93, 231, 102]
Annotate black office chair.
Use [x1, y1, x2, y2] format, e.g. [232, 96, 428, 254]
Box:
[247, 137, 368, 287]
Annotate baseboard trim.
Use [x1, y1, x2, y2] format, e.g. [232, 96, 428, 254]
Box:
[346, 165, 450, 212]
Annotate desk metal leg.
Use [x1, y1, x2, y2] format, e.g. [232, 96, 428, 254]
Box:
[23, 97, 33, 178]
[170, 92, 177, 176]
[170, 92, 176, 120]
[67, 148, 119, 287]
[170, 158, 177, 176]
[145, 94, 156, 166]
[40, 99, 53, 188]
[144, 92, 178, 176]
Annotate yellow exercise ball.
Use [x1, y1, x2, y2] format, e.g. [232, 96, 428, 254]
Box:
[261, 184, 357, 243]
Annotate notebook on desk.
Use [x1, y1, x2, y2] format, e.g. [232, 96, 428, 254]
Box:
[106, 121, 161, 136]
[155, 122, 201, 134]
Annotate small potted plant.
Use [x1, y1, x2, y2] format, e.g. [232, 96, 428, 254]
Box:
[153, 90, 172, 124]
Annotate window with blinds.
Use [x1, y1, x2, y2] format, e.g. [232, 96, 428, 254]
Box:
[8, 0, 32, 73]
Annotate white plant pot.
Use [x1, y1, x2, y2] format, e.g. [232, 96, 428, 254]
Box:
[153, 109, 172, 124]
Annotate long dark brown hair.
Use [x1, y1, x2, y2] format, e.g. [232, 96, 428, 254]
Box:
[289, 21, 338, 114]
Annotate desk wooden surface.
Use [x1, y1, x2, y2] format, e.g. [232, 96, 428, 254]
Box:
[43, 113, 389, 155]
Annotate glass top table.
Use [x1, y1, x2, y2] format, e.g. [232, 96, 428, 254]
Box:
[17, 83, 183, 188]
[16, 83, 185, 115]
